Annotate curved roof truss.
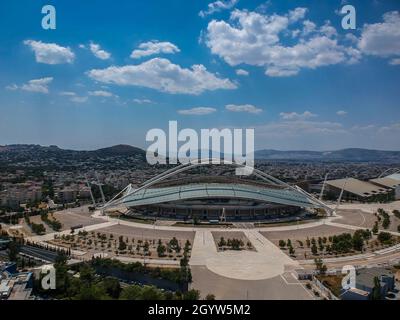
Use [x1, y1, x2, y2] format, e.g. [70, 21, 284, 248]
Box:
[103, 158, 332, 214]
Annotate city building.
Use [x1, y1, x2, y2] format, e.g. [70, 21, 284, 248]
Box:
[341, 267, 395, 300]
[0, 262, 33, 300]
[325, 178, 391, 201]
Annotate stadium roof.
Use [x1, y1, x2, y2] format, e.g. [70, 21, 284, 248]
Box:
[387, 173, 400, 182]
[325, 178, 388, 198]
[119, 183, 323, 209]
[369, 177, 400, 189]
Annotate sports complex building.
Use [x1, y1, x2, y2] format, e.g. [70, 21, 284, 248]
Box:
[104, 160, 331, 221]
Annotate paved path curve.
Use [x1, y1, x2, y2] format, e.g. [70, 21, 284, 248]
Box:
[190, 229, 298, 280]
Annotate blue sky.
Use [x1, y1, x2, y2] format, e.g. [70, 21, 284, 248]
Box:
[0, 0, 399, 151]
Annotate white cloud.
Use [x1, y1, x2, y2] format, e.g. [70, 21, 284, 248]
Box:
[359, 11, 400, 58]
[59, 91, 76, 96]
[133, 98, 153, 104]
[5, 84, 18, 91]
[389, 58, 400, 65]
[252, 120, 400, 150]
[225, 104, 262, 114]
[377, 122, 400, 134]
[199, 0, 239, 18]
[130, 41, 180, 59]
[20, 77, 53, 94]
[336, 110, 347, 116]
[235, 68, 249, 76]
[288, 7, 308, 23]
[24, 40, 75, 64]
[205, 9, 360, 77]
[302, 20, 316, 36]
[258, 120, 344, 135]
[87, 58, 237, 95]
[88, 90, 113, 97]
[70, 96, 88, 103]
[89, 42, 111, 60]
[279, 111, 317, 120]
[178, 107, 217, 115]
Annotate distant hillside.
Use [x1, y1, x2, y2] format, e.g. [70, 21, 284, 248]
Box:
[1, 145, 399, 163]
[90, 144, 146, 157]
[255, 148, 400, 162]
[0, 144, 147, 165]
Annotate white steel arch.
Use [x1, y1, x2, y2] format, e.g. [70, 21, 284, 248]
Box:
[378, 168, 400, 178]
[102, 158, 332, 215]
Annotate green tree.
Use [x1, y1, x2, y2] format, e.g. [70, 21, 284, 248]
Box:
[183, 289, 200, 300]
[120, 285, 143, 300]
[101, 277, 121, 299]
[311, 243, 318, 255]
[205, 293, 215, 300]
[377, 232, 392, 244]
[314, 258, 327, 274]
[7, 239, 20, 262]
[141, 285, 166, 300]
[352, 233, 364, 251]
[372, 221, 379, 234]
[371, 276, 382, 300]
[118, 240, 127, 251]
[79, 263, 95, 284]
[75, 284, 110, 300]
[157, 244, 166, 257]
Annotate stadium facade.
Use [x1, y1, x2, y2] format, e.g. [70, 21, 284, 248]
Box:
[104, 159, 331, 221]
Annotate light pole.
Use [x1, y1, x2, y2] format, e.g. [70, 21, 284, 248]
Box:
[319, 173, 329, 201]
[335, 178, 348, 211]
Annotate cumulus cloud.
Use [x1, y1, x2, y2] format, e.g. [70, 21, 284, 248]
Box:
[336, 110, 347, 116]
[88, 90, 113, 97]
[87, 58, 237, 95]
[199, 0, 239, 18]
[359, 11, 400, 58]
[225, 104, 262, 114]
[288, 7, 308, 23]
[18, 77, 53, 94]
[24, 40, 75, 64]
[205, 9, 360, 77]
[279, 111, 317, 120]
[89, 42, 111, 60]
[130, 41, 180, 59]
[178, 107, 217, 115]
[235, 68, 249, 76]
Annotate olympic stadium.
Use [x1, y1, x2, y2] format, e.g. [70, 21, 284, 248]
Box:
[103, 159, 332, 221]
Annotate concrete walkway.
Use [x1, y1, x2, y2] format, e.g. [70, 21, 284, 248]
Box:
[25, 221, 118, 242]
[190, 230, 298, 280]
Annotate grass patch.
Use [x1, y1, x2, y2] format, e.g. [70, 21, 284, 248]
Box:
[316, 274, 344, 298]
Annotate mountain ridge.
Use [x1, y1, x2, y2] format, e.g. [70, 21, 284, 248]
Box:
[1, 144, 400, 162]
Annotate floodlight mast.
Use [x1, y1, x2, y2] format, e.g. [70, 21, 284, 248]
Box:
[85, 175, 96, 207]
[319, 173, 329, 200]
[95, 171, 106, 205]
[335, 178, 348, 211]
